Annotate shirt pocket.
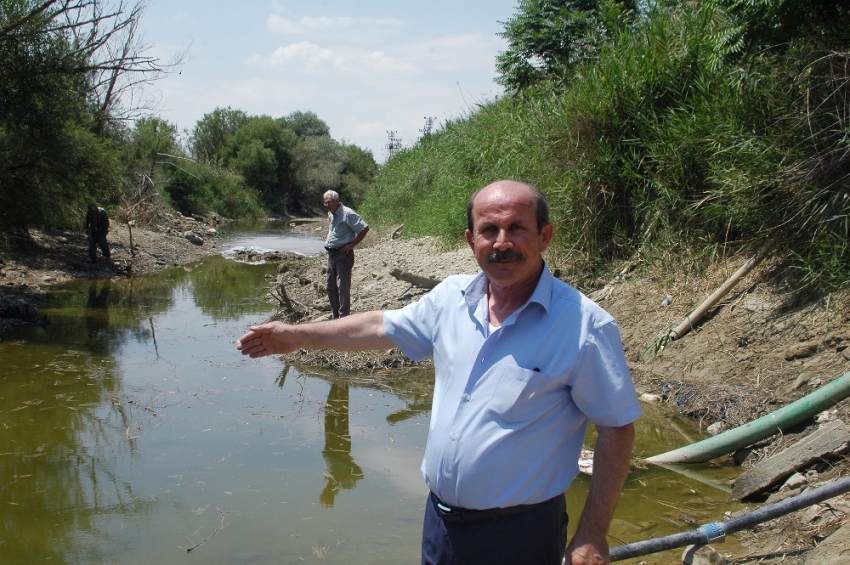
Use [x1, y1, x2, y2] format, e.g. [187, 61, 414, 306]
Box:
[487, 365, 553, 425]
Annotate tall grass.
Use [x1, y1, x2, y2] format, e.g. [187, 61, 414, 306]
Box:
[363, 3, 850, 290]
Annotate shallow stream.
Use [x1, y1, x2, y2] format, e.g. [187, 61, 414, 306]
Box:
[0, 223, 747, 564]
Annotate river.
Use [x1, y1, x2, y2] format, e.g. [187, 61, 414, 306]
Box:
[0, 223, 747, 564]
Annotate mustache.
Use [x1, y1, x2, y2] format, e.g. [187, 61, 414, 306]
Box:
[487, 249, 525, 263]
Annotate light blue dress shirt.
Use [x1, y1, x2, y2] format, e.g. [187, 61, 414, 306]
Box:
[383, 264, 642, 510]
[325, 204, 368, 249]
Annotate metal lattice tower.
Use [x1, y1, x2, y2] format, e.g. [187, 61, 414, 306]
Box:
[386, 131, 402, 158]
[420, 116, 436, 138]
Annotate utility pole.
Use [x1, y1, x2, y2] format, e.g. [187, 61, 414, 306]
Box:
[420, 116, 436, 140]
[386, 131, 402, 159]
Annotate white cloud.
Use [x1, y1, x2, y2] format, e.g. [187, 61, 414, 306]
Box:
[266, 15, 403, 35]
[246, 42, 419, 76]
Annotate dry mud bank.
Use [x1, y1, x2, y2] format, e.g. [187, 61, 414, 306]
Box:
[0, 212, 226, 334]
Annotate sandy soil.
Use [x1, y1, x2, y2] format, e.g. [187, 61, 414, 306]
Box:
[2, 216, 849, 563]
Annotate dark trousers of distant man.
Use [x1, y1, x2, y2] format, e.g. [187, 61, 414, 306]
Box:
[421, 492, 568, 565]
[88, 230, 110, 262]
[326, 248, 354, 318]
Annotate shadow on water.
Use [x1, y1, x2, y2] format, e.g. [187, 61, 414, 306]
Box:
[0, 226, 750, 564]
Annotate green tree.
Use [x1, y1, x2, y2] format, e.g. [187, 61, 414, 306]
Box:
[223, 116, 298, 212]
[291, 136, 346, 208]
[495, 0, 636, 91]
[190, 107, 249, 162]
[129, 117, 180, 176]
[707, 0, 850, 55]
[338, 143, 378, 206]
[0, 0, 173, 236]
[280, 111, 331, 139]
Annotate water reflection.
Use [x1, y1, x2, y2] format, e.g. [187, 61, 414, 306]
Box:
[188, 256, 278, 320]
[320, 382, 364, 507]
[86, 279, 111, 339]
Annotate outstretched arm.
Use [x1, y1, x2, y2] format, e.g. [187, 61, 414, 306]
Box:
[565, 423, 635, 565]
[236, 310, 392, 358]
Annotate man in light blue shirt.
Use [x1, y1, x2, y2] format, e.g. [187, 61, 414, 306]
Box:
[239, 180, 641, 565]
[323, 190, 369, 318]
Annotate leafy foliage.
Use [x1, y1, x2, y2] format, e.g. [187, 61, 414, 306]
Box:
[190, 107, 249, 162]
[0, 0, 172, 237]
[368, 1, 850, 290]
[496, 0, 637, 90]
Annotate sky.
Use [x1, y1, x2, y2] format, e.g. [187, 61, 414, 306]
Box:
[139, 0, 520, 162]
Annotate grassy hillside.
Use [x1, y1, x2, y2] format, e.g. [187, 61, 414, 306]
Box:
[362, 2, 850, 291]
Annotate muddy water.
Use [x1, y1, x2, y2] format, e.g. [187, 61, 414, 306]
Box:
[0, 228, 747, 564]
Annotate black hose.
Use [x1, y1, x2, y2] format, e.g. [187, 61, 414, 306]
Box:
[610, 476, 850, 562]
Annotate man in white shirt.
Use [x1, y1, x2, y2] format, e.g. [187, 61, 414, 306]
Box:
[322, 190, 369, 318]
[240, 180, 641, 565]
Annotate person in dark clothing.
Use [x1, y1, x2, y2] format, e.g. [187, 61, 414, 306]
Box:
[85, 204, 110, 263]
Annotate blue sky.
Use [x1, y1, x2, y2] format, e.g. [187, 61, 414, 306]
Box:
[140, 0, 520, 161]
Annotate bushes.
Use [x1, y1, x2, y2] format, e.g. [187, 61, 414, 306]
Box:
[163, 159, 262, 220]
[365, 2, 850, 289]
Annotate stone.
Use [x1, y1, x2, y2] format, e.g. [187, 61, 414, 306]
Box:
[790, 372, 815, 391]
[783, 472, 807, 490]
[639, 393, 663, 404]
[784, 342, 818, 361]
[766, 487, 802, 504]
[707, 422, 726, 435]
[183, 231, 204, 245]
[682, 544, 726, 565]
[805, 522, 850, 564]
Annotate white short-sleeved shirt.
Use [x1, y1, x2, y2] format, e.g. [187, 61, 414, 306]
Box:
[383, 264, 642, 510]
[325, 203, 368, 249]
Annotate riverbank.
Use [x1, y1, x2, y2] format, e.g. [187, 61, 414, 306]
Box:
[0, 211, 227, 334]
[2, 217, 849, 562]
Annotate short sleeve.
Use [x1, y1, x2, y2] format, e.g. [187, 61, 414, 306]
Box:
[569, 320, 642, 427]
[344, 210, 368, 233]
[383, 287, 440, 362]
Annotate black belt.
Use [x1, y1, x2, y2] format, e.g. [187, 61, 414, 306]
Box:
[431, 492, 554, 525]
[325, 245, 344, 251]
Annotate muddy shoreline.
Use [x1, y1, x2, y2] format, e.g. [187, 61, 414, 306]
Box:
[2, 217, 850, 563]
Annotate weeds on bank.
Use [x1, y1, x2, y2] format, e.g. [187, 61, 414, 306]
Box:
[363, 3, 850, 293]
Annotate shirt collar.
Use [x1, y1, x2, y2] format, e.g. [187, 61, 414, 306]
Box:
[462, 261, 553, 320]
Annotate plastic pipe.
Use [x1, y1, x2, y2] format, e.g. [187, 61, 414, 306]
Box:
[647, 372, 850, 464]
[610, 476, 850, 561]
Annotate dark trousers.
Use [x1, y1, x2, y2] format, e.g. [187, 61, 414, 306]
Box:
[326, 249, 354, 318]
[87, 230, 110, 262]
[421, 493, 568, 565]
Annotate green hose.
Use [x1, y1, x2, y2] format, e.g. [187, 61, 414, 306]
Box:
[647, 371, 850, 464]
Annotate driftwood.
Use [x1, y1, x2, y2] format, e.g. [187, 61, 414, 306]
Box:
[731, 420, 850, 500]
[670, 240, 775, 340]
[390, 268, 441, 289]
[268, 283, 308, 320]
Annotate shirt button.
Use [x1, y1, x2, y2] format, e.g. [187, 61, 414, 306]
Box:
[465, 394, 472, 401]
[450, 434, 456, 440]
[444, 472, 452, 479]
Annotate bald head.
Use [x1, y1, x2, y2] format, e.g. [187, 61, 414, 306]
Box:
[466, 180, 550, 234]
